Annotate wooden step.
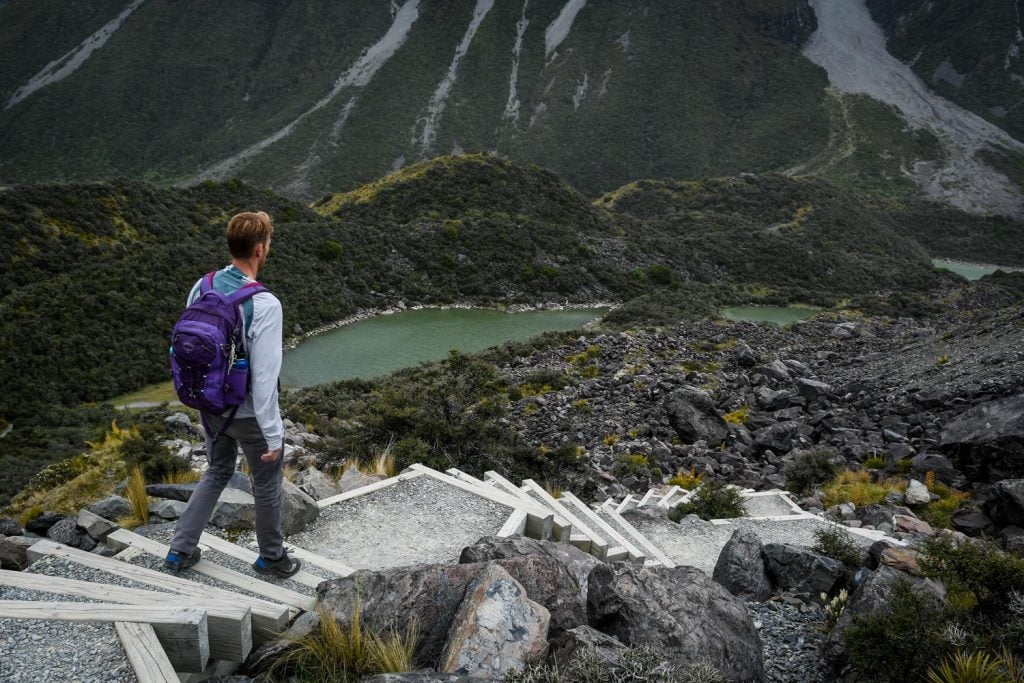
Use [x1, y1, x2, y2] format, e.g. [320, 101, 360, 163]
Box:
[559, 492, 646, 564]
[284, 544, 355, 578]
[0, 569, 251, 663]
[0, 600, 209, 673]
[197, 532, 331, 591]
[521, 480, 611, 560]
[518, 485, 576, 544]
[598, 507, 675, 568]
[317, 469, 426, 508]
[615, 495, 637, 513]
[106, 529, 315, 613]
[28, 540, 289, 638]
[116, 621, 179, 682]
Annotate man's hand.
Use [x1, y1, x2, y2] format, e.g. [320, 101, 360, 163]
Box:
[260, 447, 284, 463]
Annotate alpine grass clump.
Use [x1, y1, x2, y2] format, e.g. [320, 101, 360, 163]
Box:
[669, 480, 744, 522]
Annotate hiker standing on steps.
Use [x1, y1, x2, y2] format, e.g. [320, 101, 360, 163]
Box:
[165, 210, 301, 579]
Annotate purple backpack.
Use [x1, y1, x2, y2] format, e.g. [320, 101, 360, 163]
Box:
[170, 271, 267, 416]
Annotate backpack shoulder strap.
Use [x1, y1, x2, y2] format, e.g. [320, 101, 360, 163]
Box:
[198, 271, 216, 295]
[226, 281, 268, 305]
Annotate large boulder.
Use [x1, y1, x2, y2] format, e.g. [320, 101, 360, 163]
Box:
[281, 479, 320, 534]
[550, 625, 628, 669]
[293, 467, 341, 501]
[459, 536, 600, 604]
[665, 386, 728, 447]
[340, 467, 384, 493]
[0, 536, 34, 570]
[951, 509, 995, 537]
[77, 509, 118, 541]
[712, 529, 772, 601]
[904, 480, 930, 505]
[46, 518, 85, 548]
[440, 563, 550, 678]
[210, 488, 257, 529]
[795, 378, 831, 404]
[319, 555, 586, 667]
[940, 395, 1024, 482]
[826, 565, 946, 680]
[910, 453, 963, 487]
[754, 421, 805, 453]
[983, 479, 1024, 528]
[89, 495, 131, 521]
[586, 563, 763, 681]
[762, 543, 845, 599]
[149, 499, 188, 520]
[24, 512, 68, 536]
[144, 483, 198, 502]
[0, 518, 22, 536]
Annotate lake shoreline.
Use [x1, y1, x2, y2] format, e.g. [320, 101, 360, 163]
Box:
[284, 300, 620, 351]
[932, 257, 1023, 272]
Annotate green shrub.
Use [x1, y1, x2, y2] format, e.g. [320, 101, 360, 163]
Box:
[503, 645, 717, 683]
[783, 447, 840, 495]
[844, 578, 951, 682]
[121, 433, 189, 483]
[669, 480, 744, 522]
[864, 456, 887, 469]
[920, 536, 1024, 620]
[316, 239, 344, 261]
[812, 525, 862, 569]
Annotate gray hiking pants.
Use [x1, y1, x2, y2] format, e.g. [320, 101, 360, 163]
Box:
[170, 413, 285, 561]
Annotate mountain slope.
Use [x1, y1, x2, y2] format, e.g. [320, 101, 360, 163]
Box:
[0, 0, 829, 198]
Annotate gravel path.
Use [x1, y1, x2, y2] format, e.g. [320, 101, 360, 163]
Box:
[289, 475, 513, 570]
[0, 563, 136, 683]
[749, 599, 828, 683]
[742, 493, 801, 518]
[142, 527, 325, 597]
[627, 513, 875, 574]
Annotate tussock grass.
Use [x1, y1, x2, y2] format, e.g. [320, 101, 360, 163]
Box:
[822, 469, 906, 508]
[669, 466, 704, 491]
[161, 469, 201, 484]
[367, 449, 396, 478]
[266, 603, 417, 682]
[543, 481, 562, 499]
[120, 466, 150, 529]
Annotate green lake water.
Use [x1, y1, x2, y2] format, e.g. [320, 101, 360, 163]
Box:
[932, 258, 1004, 281]
[720, 305, 819, 325]
[281, 307, 609, 387]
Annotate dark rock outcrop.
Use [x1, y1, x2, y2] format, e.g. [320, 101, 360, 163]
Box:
[712, 529, 771, 600]
[940, 395, 1024, 482]
[587, 563, 763, 681]
[762, 543, 845, 599]
[984, 479, 1024, 528]
[665, 386, 728, 447]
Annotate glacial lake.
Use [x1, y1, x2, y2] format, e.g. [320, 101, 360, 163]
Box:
[720, 305, 819, 325]
[280, 307, 609, 387]
[931, 258, 1015, 281]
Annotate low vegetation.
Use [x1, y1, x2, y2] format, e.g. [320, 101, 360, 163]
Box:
[782, 447, 841, 495]
[844, 536, 1024, 682]
[812, 525, 862, 570]
[503, 646, 724, 683]
[668, 467, 704, 491]
[263, 604, 418, 682]
[669, 480, 745, 522]
[821, 469, 906, 508]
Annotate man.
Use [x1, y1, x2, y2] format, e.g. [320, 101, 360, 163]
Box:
[165, 210, 301, 578]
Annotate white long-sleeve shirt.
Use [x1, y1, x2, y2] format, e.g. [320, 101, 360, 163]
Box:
[187, 265, 284, 451]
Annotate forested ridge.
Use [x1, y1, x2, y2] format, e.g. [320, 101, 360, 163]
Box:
[2, 154, 1021, 504]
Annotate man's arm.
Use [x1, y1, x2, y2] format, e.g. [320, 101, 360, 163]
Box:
[249, 294, 285, 457]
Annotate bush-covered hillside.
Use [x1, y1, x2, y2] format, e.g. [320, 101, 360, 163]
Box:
[2, 154, 1017, 503]
[0, 0, 829, 198]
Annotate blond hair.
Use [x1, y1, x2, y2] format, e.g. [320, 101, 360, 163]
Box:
[226, 211, 273, 258]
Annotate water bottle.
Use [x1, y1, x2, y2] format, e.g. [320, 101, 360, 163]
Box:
[233, 358, 249, 371]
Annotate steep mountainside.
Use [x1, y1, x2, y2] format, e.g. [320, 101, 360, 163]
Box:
[0, 0, 826, 198]
[867, 0, 1024, 143]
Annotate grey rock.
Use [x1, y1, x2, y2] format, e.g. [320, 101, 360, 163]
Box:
[910, 453, 962, 486]
[795, 378, 831, 403]
[459, 536, 600, 605]
[24, 513, 68, 536]
[293, 467, 341, 501]
[89, 495, 132, 521]
[0, 535, 33, 569]
[319, 555, 586, 667]
[755, 421, 803, 453]
[0, 518, 22, 536]
[951, 509, 995, 537]
[940, 395, 1024, 482]
[245, 610, 319, 675]
[77, 509, 118, 541]
[441, 563, 550, 678]
[831, 323, 859, 339]
[340, 467, 383, 493]
[210, 488, 257, 530]
[586, 562, 763, 681]
[665, 386, 728, 447]
[281, 478, 320, 535]
[904, 479, 930, 505]
[148, 498, 188, 520]
[145, 482, 198, 502]
[734, 343, 759, 367]
[712, 529, 771, 601]
[46, 518, 85, 548]
[1000, 526, 1024, 557]
[762, 543, 845, 599]
[550, 625, 628, 670]
[754, 386, 795, 411]
[984, 479, 1024, 528]
[762, 360, 792, 381]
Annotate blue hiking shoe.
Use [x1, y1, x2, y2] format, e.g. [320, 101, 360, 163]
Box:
[252, 550, 301, 579]
[164, 548, 202, 572]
